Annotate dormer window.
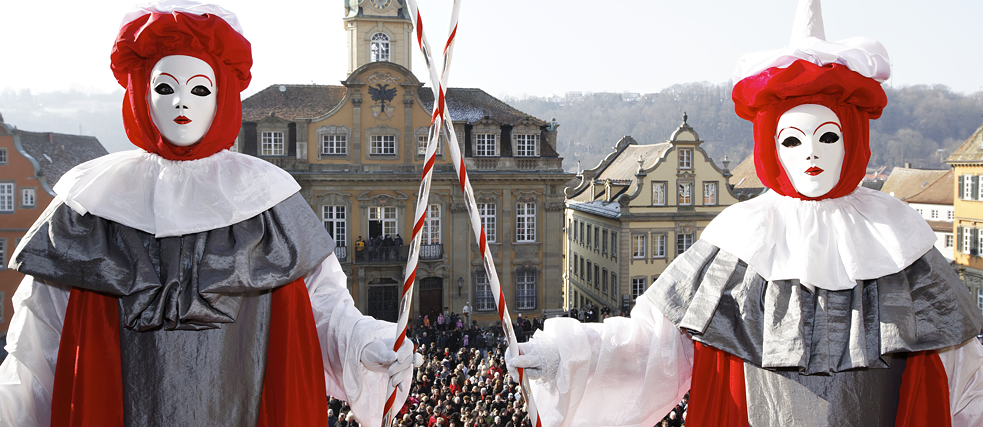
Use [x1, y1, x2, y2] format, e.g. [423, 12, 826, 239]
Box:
[370, 33, 390, 62]
[516, 134, 538, 157]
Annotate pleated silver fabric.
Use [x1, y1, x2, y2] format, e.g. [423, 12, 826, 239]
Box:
[744, 356, 906, 427]
[12, 192, 333, 330]
[646, 239, 983, 374]
[11, 192, 335, 426]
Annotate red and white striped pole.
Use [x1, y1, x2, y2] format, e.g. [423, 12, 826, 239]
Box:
[384, 2, 544, 426]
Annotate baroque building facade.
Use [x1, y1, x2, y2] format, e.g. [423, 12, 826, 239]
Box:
[238, 0, 572, 324]
[563, 115, 738, 312]
[947, 121, 983, 315]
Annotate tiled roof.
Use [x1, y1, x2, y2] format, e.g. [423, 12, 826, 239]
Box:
[729, 155, 764, 190]
[241, 84, 348, 121]
[417, 88, 547, 126]
[567, 199, 621, 219]
[880, 167, 952, 204]
[17, 130, 108, 186]
[926, 220, 954, 233]
[569, 143, 671, 202]
[947, 122, 983, 163]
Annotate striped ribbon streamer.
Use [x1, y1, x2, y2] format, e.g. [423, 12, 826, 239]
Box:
[381, 2, 544, 427]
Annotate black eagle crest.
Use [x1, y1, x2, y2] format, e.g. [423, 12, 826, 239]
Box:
[368, 84, 398, 108]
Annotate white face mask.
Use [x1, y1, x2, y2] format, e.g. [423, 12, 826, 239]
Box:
[148, 55, 217, 147]
[776, 104, 845, 198]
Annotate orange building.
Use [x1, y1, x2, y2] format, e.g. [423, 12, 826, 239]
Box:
[0, 115, 106, 357]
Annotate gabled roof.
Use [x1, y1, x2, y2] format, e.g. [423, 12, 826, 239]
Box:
[242, 84, 348, 121]
[947, 122, 983, 164]
[17, 130, 107, 186]
[568, 142, 672, 203]
[417, 88, 547, 126]
[880, 167, 952, 205]
[728, 155, 767, 199]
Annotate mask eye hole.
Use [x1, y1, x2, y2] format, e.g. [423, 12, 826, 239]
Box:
[191, 85, 212, 97]
[819, 132, 840, 144]
[154, 83, 174, 95]
[781, 136, 801, 148]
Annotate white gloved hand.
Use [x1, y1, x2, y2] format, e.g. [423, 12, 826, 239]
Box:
[505, 337, 559, 384]
[360, 338, 424, 392]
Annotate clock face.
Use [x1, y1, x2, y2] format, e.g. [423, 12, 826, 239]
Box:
[371, 0, 392, 10]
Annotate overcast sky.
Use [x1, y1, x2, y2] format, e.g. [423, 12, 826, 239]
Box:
[3, 0, 982, 99]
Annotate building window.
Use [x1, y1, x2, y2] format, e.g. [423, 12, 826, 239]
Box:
[653, 233, 666, 258]
[611, 273, 618, 299]
[476, 134, 498, 156]
[678, 148, 692, 169]
[370, 33, 390, 62]
[322, 134, 347, 155]
[516, 134, 538, 157]
[677, 233, 694, 254]
[573, 219, 578, 242]
[602, 268, 608, 293]
[602, 229, 608, 254]
[611, 232, 617, 259]
[631, 278, 646, 301]
[417, 134, 441, 156]
[475, 271, 494, 311]
[652, 182, 666, 206]
[949, 210, 955, 221]
[573, 254, 578, 276]
[21, 188, 36, 208]
[478, 203, 496, 243]
[594, 227, 599, 251]
[946, 234, 954, 248]
[632, 235, 647, 259]
[516, 202, 536, 242]
[580, 257, 585, 281]
[965, 229, 973, 254]
[930, 209, 938, 219]
[586, 224, 591, 248]
[586, 261, 592, 283]
[964, 175, 975, 200]
[370, 135, 396, 155]
[978, 288, 983, 312]
[369, 206, 397, 238]
[703, 182, 717, 205]
[516, 270, 536, 310]
[678, 183, 692, 206]
[422, 204, 441, 244]
[594, 264, 600, 289]
[261, 132, 285, 156]
[322, 206, 347, 246]
[579, 222, 585, 244]
[0, 238, 5, 270]
[0, 148, 6, 164]
[0, 183, 13, 212]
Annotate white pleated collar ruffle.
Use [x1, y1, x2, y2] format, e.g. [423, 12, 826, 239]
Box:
[53, 149, 300, 238]
[700, 187, 937, 291]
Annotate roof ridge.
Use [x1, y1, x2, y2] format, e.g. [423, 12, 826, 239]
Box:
[901, 169, 950, 201]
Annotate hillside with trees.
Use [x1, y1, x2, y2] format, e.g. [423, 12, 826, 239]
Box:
[507, 84, 983, 173]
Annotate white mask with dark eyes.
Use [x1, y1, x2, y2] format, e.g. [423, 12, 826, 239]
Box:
[147, 55, 217, 147]
[775, 104, 845, 198]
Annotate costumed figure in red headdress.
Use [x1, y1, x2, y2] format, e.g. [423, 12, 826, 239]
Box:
[506, 1, 983, 426]
[0, 1, 416, 426]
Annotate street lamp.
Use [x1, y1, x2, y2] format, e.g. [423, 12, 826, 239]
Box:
[458, 277, 463, 297]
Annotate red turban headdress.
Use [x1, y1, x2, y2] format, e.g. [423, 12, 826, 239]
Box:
[732, 60, 887, 200]
[111, 11, 252, 161]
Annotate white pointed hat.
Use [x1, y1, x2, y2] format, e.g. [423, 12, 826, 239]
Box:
[733, 0, 890, 83]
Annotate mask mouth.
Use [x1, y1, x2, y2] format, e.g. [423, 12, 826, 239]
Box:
[805, 166, 824, 176]
[174, 116, 191, 125]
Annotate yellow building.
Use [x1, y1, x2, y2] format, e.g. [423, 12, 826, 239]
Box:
[564, 115, 739, 312]
[947, 121, 983, 313]
[238, 0, 573, 324]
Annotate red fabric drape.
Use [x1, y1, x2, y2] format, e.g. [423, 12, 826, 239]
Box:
[257, 278, 330, 427]
[51, 288, 124, 426]
[51, 279, 329, 426]
[895, 351, 951, 427]
[686, 342, 749, 427]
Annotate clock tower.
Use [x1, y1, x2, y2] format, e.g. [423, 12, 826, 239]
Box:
[344, 0, 414, 75]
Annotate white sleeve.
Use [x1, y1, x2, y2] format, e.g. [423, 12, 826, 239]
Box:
[939, 338, 983, 425]
[305, 254, 398, 427]
[0, 275, 71, 427]
[526, 296, 694, 427]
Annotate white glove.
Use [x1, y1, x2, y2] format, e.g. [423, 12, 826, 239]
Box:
[505, 337, 559, 384]
[360, 337, 424, 392]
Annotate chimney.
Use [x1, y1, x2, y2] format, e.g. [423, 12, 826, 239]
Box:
[904, 162, 912, 168]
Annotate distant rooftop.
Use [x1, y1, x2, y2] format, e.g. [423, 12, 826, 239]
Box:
[17, 129, 107, 187]
[880, 167, 952, 205]
[567, 139, 672, 202]
[729, 155, 767, 199]
[947, 122, 983, 164]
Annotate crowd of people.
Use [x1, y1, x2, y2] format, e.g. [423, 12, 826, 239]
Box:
[354, 234, 406, 262]
[325, 310, 687, 427]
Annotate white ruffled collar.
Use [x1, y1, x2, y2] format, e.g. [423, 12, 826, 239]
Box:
[700, 187, 936, 291]
[53, 149, 300, 238]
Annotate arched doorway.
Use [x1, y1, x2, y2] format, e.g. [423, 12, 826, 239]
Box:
[418, 277, 443, 326]
[367, 278, 399, 322]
